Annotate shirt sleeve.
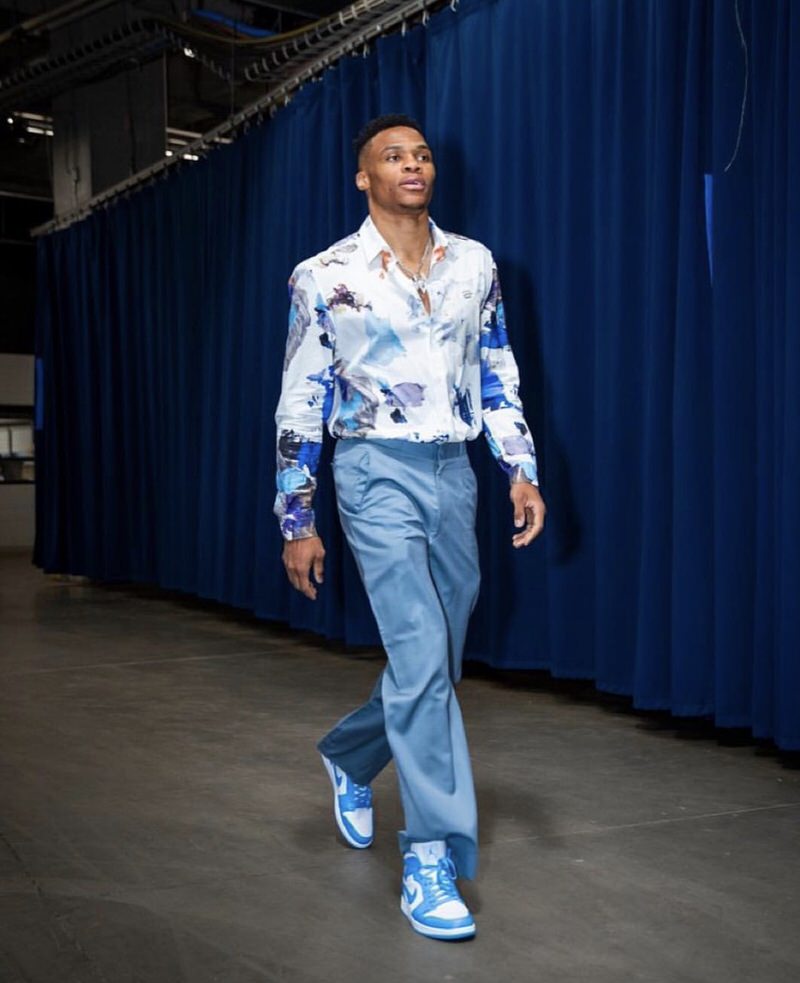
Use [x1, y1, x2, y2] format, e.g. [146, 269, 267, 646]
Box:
[479, 257, 539, 485]
[274, 264, 336, 540]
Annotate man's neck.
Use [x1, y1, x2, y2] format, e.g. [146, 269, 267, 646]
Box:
[369, 207, 431, 266]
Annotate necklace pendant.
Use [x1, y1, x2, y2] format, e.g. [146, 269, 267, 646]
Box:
[418, 285, 431, 315]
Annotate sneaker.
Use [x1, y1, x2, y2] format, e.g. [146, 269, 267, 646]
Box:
[401, 841, 476, 940]
[320, 754, 373, 849]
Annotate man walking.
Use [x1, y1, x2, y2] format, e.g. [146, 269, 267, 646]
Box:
[274, 114, 545, 940]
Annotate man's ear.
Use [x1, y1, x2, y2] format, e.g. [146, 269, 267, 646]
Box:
[355, 171, 368, 191]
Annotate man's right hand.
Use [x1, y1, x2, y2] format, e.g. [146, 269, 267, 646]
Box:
[282, 536, 326, 601]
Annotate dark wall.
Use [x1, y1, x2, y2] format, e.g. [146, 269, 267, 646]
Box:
[0, 196, 52, 355]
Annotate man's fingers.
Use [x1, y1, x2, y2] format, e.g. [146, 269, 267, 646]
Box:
[286, 563, 316, 599]
[513, 527, 539, 547]
[283, 538, 325, 600]
[515, 515, 543, 546]
[297, 574, 317, 600]
[511, 500, 546, 548]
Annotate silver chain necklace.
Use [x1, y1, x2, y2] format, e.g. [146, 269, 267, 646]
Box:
[396, 235, 433, 292]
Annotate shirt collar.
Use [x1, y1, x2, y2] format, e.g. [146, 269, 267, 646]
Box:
[358, 214, 449, 269]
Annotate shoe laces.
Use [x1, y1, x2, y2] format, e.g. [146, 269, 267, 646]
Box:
[351, 781, 371, 809]
[418, 856, 460, 907]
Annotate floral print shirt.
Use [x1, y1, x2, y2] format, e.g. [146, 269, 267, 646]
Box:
[274, 215, 538, 540]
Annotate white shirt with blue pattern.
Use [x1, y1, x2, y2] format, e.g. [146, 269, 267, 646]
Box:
[275, 215, 538, 540]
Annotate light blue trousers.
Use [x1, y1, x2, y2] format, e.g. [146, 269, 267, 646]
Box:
[317, 438, 481, 879]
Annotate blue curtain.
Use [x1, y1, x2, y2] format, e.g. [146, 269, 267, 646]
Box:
[34, 0, 800, 749]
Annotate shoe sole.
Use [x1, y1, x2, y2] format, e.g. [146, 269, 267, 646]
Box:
[400, 897, 476, 940]
[321, 754, 373, 849]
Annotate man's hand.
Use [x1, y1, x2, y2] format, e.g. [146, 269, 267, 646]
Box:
[283, 536, 326, 600]
[510, 483, 546, 548]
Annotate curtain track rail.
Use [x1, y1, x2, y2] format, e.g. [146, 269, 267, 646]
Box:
[33, 0, 453, 237]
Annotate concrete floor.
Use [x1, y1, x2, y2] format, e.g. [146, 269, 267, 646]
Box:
[1, 549, 799, 983]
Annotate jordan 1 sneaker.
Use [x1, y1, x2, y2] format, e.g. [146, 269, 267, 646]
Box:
[320, 754, 373, 849]
[401, 840, 476, 940]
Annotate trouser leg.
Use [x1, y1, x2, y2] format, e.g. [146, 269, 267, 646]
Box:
[320, 439, 480, 878]
[428, 457, 481, 686]
[317, 671, 392, 785]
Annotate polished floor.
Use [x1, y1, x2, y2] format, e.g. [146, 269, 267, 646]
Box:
[1, 548, 799, 983]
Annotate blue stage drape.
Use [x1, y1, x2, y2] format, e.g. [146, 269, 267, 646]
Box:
[34, 0, 800, 749]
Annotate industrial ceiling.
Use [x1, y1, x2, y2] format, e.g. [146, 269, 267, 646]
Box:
[0, 1, 445, 208]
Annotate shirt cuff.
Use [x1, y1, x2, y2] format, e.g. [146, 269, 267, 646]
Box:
[508, 463, 538, 486]
[282, 526, 318, 542]
[279, 511, 318, 541]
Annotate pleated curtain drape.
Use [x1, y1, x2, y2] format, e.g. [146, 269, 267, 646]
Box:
[34, 0, 800, 749]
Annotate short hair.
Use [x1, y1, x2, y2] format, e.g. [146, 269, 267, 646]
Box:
[353, 114, 427, 165]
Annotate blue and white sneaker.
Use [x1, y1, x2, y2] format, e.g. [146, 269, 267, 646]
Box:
[401, 841, 476, 940]
[320, 754, 373, 849]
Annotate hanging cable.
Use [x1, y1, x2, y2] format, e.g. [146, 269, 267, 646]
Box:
[723, 0, 748, 173]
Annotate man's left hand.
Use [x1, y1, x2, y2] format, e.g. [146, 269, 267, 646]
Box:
[510, 482, 546, 548]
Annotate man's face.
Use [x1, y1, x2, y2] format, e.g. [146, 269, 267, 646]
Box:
[356, 126, 436, 213]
